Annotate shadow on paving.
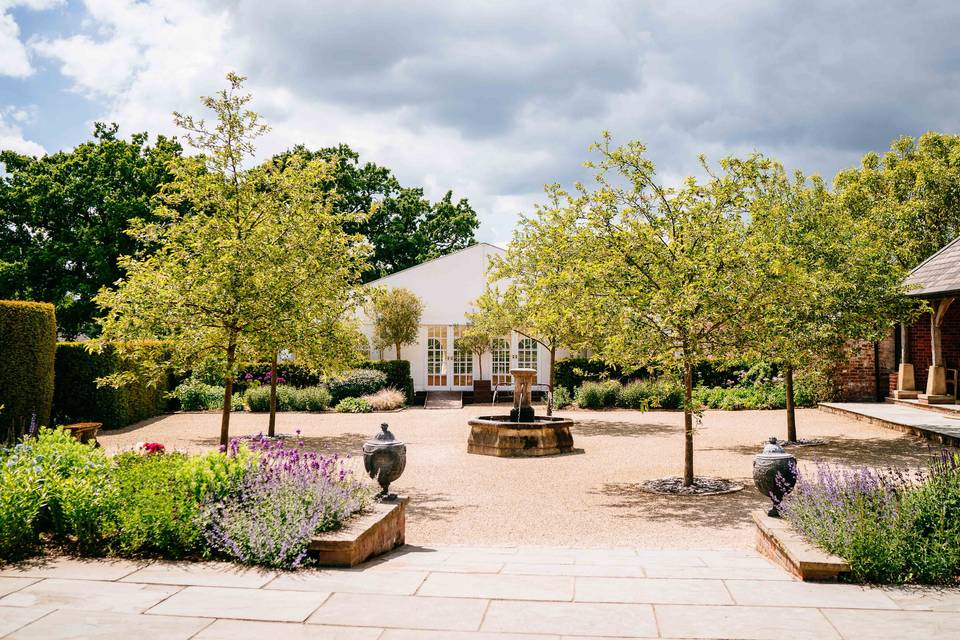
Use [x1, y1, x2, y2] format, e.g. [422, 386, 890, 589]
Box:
[713, 436, 952, 469]
[571, 419, 678, 439]
[594, 479, 766, 529]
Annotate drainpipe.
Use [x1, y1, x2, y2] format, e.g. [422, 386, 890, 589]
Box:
[873, 340, 882, 402]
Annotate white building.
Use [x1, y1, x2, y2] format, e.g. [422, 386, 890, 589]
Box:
[361, 243, 565, 393]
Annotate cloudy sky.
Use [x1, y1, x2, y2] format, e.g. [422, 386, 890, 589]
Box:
[3, 0, 960, 243]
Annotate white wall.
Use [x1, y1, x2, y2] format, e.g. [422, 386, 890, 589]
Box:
[360, 243, 569, 392]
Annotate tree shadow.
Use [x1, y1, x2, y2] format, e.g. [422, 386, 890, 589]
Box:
[594, 479, 766, 529]
[402, 488, 473, 523]
[96, 414, 173, 436]
[190, 432, 370, 455]
[714, 436, 955, 469]
[571, 419, 678, 439]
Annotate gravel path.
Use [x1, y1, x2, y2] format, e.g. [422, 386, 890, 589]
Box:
[98, 405, 947, 549]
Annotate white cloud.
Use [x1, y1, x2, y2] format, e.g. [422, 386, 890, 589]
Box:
[0, 0, 62, 76]
[0, 105, 45, 155]
[23, 0, 960, 242]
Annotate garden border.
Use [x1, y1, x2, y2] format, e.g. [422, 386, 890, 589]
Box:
[753, 509, 849, 581]
[309, 497, 407, 567]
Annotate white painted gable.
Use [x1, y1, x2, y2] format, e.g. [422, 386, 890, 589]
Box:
[365, 243, 505, 324]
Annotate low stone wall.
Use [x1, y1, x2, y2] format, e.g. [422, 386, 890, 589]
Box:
[310, 497, 407, 567]
[753, 510, 849, 581]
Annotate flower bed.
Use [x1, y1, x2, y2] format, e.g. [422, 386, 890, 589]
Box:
[0, 428, 374, 569]
[781, 454, 960, 584]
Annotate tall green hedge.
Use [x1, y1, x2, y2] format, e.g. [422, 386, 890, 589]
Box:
[0, 301, 57, 441]
[360, 360, 414, 404]
[53, 342, 170, 430]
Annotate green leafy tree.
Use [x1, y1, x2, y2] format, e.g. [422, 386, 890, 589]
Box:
[97, 73, 368, 445]
[0, 124, 182, 338]
[560, 134, 780, 486]
[749, 171, 910, 441]
[272, 144, 479, 281]
[834, 132, 960, 271]
[366, 287, 423, 360]
[455, 328, 492, 381]
[469, 192, 588, 415]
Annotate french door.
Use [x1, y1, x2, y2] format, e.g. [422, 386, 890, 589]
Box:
[491, 336, 511, 386]
[426, 325, 448, 389]
[426, 325, 474, 390]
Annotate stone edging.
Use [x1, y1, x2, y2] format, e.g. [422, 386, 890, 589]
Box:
[309, 497, 407, 567]
[753, 509, 850, 581]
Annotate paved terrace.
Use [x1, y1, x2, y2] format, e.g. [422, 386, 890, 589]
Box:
[2, 546, 959, 639]
[819, 402, 960, 447]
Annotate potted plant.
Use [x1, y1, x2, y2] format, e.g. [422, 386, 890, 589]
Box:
[457, 328, 493, 403]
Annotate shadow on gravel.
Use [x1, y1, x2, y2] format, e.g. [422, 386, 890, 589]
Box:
[594, 479, 765, 529]
[571, 419, 678, 439]
[402, 489, 473, 523]
[191, 432, 370, 455]
[714, 436, 949, 469]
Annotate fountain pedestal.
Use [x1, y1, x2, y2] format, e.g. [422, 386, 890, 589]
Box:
[467, 368, 574, 457]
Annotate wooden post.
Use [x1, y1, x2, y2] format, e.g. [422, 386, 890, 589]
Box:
[921, 298, 954, 402]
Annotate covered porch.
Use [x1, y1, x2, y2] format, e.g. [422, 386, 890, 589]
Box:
[893, 236, 960, 405]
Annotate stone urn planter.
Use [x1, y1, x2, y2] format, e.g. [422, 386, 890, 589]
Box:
[363, 423, 406, 501]
[753, 437, 797, 517]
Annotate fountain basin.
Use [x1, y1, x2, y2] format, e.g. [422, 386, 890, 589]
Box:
[467, 415, 574, 457]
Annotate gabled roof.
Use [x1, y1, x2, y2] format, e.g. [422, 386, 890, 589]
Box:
[904, 235, 960, 298]
[364, 242, 505, 286]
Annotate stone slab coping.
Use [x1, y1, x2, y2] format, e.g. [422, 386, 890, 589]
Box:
[753, 510, 850, 582]
[309, 497, 407, 567]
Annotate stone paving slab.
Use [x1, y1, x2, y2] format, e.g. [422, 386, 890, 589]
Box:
[308, 592, 489, 631]
[147, 585, 330, 622]
[820, 401, 960, 445]
[194, 618, 383, 639]
[9, 609, 212, 639]
[654, 604, 840, 639]
[2, 544, 960, 639]
[575, 576, 733, 605]
[822, 608, 960, 640]
[120, 561, 277, 588]
[0, 578, 179, 614]
[482, 600, 659, 637]
[0, 557, 146, 581]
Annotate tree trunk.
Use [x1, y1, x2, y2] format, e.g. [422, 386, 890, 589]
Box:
[395, 342, 402, 361]
[785, 364, 796, 443]
[268, 351, 278, 438]
[683, 361, 694, 487]
[546, 346, 556, 416]
[219, 337, 237, 447]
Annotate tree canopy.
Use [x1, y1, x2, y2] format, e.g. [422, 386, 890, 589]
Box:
[0, 124, 182, 339]
[365, 286, 424, 360]
[272, 144, 480, 282]
[97, 74, 368, 445]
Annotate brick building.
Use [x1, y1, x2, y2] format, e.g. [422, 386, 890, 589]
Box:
[842, 236, 960, 403]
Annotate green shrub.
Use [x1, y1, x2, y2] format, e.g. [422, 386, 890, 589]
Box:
[575, 380, 621, 409]
[235, 363, 321, 390]
[170, 379, 226, 411]
[552, 386, 573, 409]
[328, 370, 388, 403]
[53, 342, 171, 430]
[359, 360, 414, 404]
[245, 385, 331, 412]
[554, 357, 639, 395]
[784, 456, 960, 584]
[0, 301, 56, 442]
[109, 452, 206, 558]
[0, 428, 111, 559]
[692, 382, 816, 410]
[335, 397, 372, 413]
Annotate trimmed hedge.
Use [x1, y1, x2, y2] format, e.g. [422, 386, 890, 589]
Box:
[328, 369, 389, 404]
[553, 357, 645, 395]
[0, 301, 56, 441]
[360, 360, 414, 404]
[53, 342, 170, 430]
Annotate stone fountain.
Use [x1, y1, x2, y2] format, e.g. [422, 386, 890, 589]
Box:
[467, 368, 574, 457]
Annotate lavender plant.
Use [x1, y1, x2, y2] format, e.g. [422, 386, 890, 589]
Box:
[200, 435, 373, 569]
[781, 457, 960, 584]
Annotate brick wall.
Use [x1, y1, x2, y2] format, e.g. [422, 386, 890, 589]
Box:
[832, 337, 893, 401]
[907, 302, 960, 391]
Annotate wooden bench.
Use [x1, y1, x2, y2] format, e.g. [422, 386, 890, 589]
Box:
[62, 422, 102, 446]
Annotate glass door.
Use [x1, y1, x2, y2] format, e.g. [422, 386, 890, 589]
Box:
[491, 336, 511, 386]
[426, 325, 448, 389]
[452, 325, 473, 389]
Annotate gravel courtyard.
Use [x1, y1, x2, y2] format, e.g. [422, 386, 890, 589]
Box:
[98, 406, 945, 549]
